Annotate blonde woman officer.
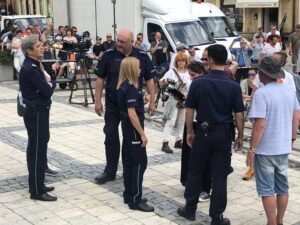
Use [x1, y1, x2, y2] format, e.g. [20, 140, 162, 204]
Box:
[117, 57, 154, 212]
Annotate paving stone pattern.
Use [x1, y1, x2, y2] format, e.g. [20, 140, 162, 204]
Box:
[0, 81, 300, 225]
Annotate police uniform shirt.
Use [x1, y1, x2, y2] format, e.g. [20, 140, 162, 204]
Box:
[185, 70, 244, 123]
[19, 57, 56, 107]
[118, 80, 144, 116]
[95, 47, 153, 103]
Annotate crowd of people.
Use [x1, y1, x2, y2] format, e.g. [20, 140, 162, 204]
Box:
[3, 21, 300, 225]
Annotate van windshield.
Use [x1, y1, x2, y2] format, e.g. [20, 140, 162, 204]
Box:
[12, 17, 48, 31]
[199, 17, 238, 38]
[165, 21, 213, 46]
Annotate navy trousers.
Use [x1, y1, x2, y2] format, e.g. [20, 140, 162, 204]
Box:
[184, 125, 232, 222]
[23, 105, 50, 195]
[121, 114, 147, 206]
[103, 101, 121, 176]
[181, 123, 212, 194]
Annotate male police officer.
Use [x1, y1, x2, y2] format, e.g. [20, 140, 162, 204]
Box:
[177, 44, 244, 224]
[94, 29, 156, 184]
[19, 35, 57, 201]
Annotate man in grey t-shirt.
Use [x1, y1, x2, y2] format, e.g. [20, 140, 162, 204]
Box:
[150, 32, 168, 66]
[247, 57, 300, 225]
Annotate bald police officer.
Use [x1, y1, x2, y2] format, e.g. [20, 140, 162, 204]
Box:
[94, 29, 156, 184]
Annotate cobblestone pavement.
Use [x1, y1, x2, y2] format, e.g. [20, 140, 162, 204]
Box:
[0, 81, 300, 225]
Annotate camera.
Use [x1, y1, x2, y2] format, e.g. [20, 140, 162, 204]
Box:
[161, 79, 176, 102]
[255, 36, 260, 39]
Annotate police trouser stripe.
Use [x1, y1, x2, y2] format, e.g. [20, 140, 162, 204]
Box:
[133, 163, 141, 203]
[35, 112, 40, 195]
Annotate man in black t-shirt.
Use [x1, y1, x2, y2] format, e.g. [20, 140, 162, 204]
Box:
[92, 37, 102, 60]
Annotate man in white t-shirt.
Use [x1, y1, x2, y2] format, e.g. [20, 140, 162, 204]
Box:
[253, 52, 296, 92]
[266, 25, 280, 39]
[247, 57, 300, 225]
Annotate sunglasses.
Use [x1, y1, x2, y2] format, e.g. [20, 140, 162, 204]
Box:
[248, 73, 256, 76]
[107, 36, 112, 38]
[201, 58, 208, 61]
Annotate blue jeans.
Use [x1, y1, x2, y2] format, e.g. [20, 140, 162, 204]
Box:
[254, 154, 289, 196]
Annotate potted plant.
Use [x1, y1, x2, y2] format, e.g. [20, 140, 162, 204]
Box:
[0, 49, 14, 81]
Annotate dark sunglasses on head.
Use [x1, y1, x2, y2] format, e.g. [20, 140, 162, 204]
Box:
[201, 58, 208, 61]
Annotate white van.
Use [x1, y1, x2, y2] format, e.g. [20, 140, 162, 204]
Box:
[53, 0, 214, 58]
[0, 15, 49, 33]
[191, 3, 240, 49]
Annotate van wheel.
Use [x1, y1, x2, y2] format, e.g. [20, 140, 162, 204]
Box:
[59, 83, 67, 89]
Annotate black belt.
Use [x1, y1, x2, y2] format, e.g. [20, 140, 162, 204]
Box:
[197, 122, 232, 131]
[23, 99, 50, 112]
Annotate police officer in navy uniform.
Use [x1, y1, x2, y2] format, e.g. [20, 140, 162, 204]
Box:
[19, 35, 57, 201]
[177, 44, 244, 224]
[94, 29, 156, 184]
[117, 56, 154, 212]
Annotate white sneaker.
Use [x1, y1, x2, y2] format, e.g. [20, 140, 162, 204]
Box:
[199, 192, 210, 202]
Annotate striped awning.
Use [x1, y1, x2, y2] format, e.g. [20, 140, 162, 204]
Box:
[236, 0, 279, 8]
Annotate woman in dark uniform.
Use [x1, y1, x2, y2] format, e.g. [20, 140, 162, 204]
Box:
[19, 35, 57, 201]
[117, 57, 154, 212]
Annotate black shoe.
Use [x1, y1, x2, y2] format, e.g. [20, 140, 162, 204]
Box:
[174, 140, 183, 148]
[129, 201, 154, 212]
[161, 142, 173, 154]
[211, 217, 230, 225]
[95, 173, 116, 184]
[43, 185, 55, 192]
[124, 197, 147, 204]
[30, 193, 57, 201]
[29, 185, 55, 193]
[177, 207, 195, 221]
[228, 166, 234, 175]
[45, 168, 59, 176]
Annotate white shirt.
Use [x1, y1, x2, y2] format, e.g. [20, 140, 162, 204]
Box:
[267, 31, 280, 37]
[253, 69, 296, 92]
[261, 43, 282, 57]
[160, 68, 191, 90]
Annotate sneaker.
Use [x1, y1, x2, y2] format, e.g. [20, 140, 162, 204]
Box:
[45, 168, 59, 176]
[242, 168, 255, 181]
[161, 142, 173, 154]
[199, 192, 210, 202]
[174, 140, 183, 148]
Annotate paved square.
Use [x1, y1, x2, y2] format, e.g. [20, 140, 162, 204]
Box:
[0, 81, 300, 225]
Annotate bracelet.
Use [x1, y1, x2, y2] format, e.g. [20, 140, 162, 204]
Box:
[247, 148, 256, 154]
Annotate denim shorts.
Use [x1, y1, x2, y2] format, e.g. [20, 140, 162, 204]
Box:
[254, 154, 289, 196]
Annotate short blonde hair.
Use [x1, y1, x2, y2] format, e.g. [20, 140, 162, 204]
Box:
[174, 52, 188, 69]
[117, 57, 140, 90]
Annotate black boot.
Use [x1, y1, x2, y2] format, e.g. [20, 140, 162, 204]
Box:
[174, 140, 183, 148]
[161, 142, 173, 154]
